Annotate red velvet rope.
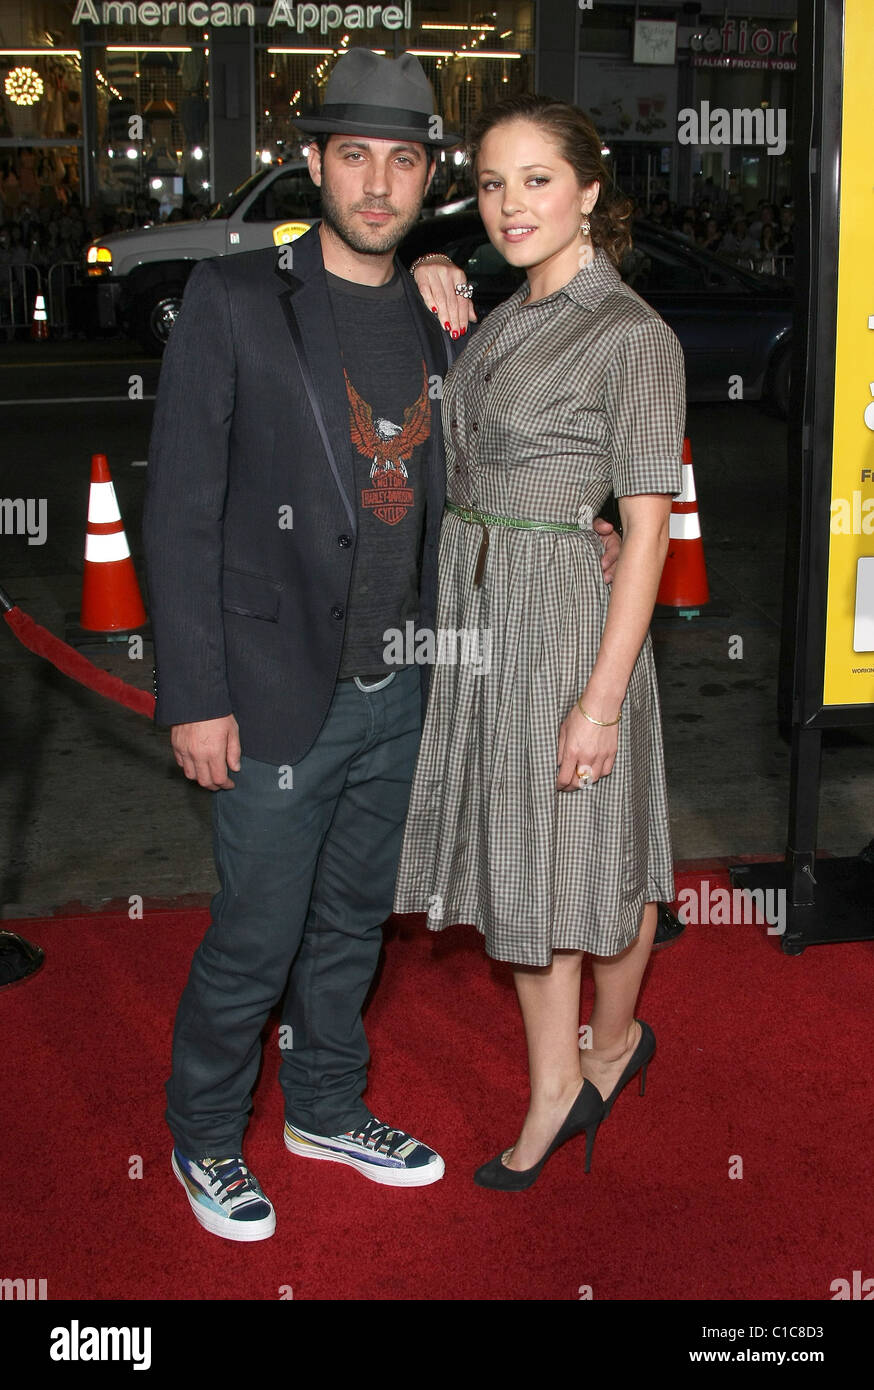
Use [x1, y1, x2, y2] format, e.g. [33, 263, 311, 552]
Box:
[3, 606, 156, 720]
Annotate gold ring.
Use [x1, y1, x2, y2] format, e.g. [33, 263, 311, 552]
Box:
[576, 765, 590, 784]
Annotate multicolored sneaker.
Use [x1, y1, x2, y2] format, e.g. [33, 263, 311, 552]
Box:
[171, 1149, 276, 1241]
[283, 1116, 444, 1187]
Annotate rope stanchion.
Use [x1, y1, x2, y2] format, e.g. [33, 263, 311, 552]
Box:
[1, 583, 156, 720]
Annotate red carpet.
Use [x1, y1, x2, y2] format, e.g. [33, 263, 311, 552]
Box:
[2, 869, 872, 1302]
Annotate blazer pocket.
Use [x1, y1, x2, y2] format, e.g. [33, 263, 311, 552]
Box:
[222, 567, 282, 622]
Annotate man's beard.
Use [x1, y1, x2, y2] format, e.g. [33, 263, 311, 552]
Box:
[319, 173, 424, 255]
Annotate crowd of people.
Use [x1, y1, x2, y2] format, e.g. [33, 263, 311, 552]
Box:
[638, 189, 795, 275]
[0, 156, 213, 274]
[0, 142, 795, 338]
[0, 151, 214, 334]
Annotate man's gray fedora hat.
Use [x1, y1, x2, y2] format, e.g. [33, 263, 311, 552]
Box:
[293, 49, 461, 149]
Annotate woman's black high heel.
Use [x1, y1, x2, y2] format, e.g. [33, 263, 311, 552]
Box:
[473, 1079, 605, 1190]
[600, 1018, 655, 1119]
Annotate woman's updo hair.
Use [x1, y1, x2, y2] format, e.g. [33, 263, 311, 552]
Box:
[466, 94, 633, 268]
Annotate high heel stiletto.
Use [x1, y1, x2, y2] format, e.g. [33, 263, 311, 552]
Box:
[600, 1018, 655, 1119]
[473, 1079, 605, 1190]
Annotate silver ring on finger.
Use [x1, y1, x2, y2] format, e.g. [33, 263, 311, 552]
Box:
[455, 282, 474, 298]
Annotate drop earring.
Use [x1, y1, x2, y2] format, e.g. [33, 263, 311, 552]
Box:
[579, 210, 594, 269]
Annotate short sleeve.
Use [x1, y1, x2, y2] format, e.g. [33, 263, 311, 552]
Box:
[603, 314, 686, 498]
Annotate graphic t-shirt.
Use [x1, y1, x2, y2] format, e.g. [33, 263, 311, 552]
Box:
[326, 266, 431, 678]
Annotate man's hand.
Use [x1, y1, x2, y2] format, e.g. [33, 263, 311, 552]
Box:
[593, 516, 621, 584]
[411, 258, 478, 338]
[171, 714, 241, 791]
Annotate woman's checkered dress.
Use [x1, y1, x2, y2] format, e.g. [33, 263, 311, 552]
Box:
[393, 250, 686, 966]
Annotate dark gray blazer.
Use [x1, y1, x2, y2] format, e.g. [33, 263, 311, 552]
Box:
[142, 223, 467, 765]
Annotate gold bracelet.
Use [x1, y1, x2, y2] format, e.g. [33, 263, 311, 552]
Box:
[410, 253, 453, 273]
[577, 699, 621, 726]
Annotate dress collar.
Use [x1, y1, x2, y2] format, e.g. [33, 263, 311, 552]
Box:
[511, 247, 621, 313]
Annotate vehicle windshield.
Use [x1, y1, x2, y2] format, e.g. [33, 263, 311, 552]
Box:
[208, 169, 269, 220]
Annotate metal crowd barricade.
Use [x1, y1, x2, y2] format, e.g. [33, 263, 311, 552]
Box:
[0, 262, 43, 328]
[47, 260, 86, 328]
[0, 260, 88, 331]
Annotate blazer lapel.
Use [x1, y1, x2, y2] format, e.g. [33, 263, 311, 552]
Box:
[274, 226, 358, 532]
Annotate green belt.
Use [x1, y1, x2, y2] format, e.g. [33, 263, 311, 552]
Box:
[445, 501, 583, 533]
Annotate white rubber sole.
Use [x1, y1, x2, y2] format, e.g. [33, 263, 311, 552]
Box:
[283, 1124, 445, 1187]
[171, 1150, 277, 1241]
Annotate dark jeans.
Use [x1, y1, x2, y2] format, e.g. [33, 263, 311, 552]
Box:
[165, 665, 421, 1158]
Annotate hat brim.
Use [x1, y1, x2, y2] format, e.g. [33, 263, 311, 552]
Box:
[293, 113, 462, 149]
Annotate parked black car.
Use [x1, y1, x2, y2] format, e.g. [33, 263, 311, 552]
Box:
[398, 212, 793, 415]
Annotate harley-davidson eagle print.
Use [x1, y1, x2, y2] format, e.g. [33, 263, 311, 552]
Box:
[344, 360, 431, 526]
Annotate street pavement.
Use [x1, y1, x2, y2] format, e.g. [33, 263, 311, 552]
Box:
[1, 336, 872, 915]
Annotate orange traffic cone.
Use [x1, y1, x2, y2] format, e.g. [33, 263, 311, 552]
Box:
[30, 293, 48, 341]
[656, 437, 709, 612]
[80, 454, 147, 632]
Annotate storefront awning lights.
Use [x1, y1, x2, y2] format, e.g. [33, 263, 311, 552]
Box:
[106, 45, 193, 52]
[456, 51, 520, 59]
[0, 48, 81, 56]
[409, 50, 453, 58]
[268, 47, 334, 54]
[421, 24, 495, 31]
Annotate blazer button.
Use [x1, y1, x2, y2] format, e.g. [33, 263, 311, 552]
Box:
[338, 534, 351, 547]
[331, 605, 344, 620]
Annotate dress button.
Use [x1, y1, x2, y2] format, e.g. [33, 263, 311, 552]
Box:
[451, 417, 458, 428]
[330, 605, 344, 620]
[472, 421, 479, 431]
[338, 534, 351, 547]
[483, 373, 491, 382]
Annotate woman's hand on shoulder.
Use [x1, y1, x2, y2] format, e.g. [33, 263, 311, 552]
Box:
[411, 256, 478, 339]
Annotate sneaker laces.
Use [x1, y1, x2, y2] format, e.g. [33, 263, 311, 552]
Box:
[344, 1117, 416, 1159]
[202, 1156, 262, 1207]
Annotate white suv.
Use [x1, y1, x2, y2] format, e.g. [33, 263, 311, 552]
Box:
[85, 161, 317, 353]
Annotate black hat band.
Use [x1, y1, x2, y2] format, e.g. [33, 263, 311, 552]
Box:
[315, 101, 439, 132]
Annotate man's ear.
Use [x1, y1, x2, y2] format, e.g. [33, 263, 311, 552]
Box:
[424, 154, 438, 195]
[307, 142, 323, 188]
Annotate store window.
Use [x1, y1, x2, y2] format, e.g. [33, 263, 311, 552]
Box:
[692, 66, 794, 209]
[0, 46, 84, 214]
[90, 39, 210, 226]
[253, 2, 535, 206]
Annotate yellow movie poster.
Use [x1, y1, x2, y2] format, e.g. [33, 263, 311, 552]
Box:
[823, 0, 874, 704]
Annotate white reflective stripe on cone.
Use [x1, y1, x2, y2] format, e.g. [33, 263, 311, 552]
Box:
[85, 529, 131, 562]
[87, 481, 121, 524]
[676, 463, 697, 505]
[669, 510, 702, 541]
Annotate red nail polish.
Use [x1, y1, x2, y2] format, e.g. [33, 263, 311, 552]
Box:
[451, 330, 458, 339]
[461, 327, 467, 335]
[444, 321, 450, 329]
[431, 305, 437, 313]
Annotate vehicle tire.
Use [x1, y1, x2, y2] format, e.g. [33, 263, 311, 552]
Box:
[134, 282, 186, 355]
[766, 344, 791, 418]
